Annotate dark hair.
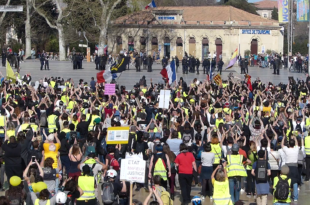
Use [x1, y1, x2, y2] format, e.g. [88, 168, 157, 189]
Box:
[65, 180, 77, 192]
[32, 140, 39, 149]
[261, 138, 268, 148]
[44, 157, 54, 168]
[153, 175, 161, 185]
[204, 143, 212, 152]
[0, 196, 10, 205]
[179, 143, 188, 152]
[38, 189, 50, 200]
[108, 146, 116, 154]
[69, 123, 75, 131]
[227, 136, 234, 144]
[289, 139, 295, 147]
[258, 150, 265, 158]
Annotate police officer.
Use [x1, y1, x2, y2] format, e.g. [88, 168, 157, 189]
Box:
[40, 52, 45, 70]
[135, 55, 141, 72]
[203, 58, 210, 74]
[182, 56, 188, 74]
[72, 53, 77, 70]
[45, 53, 50, 70]
[94, 53, 99, 70]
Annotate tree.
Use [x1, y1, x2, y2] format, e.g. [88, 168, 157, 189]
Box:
[271, 7, 278, 20]
[223, 0, 258, 15]
[0, 0, 11, 27]
[32, 0, 74, 60]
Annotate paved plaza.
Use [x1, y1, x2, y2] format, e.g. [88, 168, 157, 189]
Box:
[1, 60, 310, 204]
[2, 60, 307, 88]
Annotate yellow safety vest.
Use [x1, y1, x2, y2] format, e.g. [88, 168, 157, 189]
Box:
[153, 157, 167, 181]
[47, 114, 58, 132]
[61, 128, 70, 134]
[7, 130, 15, 138]
[77, 176, 96, 200]
[305, 136, 310, 156]
[215, 119, 224, 128]
[61, 95, 69, 105]
[211, 143, 222, 164]
[88, 115, 100, 131]
[0, 116, 5, 134]
[50, 81, 56, 88]
[226, 154, 247, 177]
[72, 120, 78, 130]
[21, 123, 30, 131]
[30, 124, 38, 132]
[35, 199, 50, 205]
[213, 180, 233, 205]
[67, 100, 76, 110]
[306, 118, 310, 127]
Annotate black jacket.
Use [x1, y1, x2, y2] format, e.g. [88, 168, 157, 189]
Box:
[3, 141, 22, 166]
[203, 59, 210, 67]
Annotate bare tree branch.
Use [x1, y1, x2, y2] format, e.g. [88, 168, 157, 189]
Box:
[30, 0, 49, 17]
[0, 0, 11, 26]
[99, 0, 104, 6]
[32, 0, 57, 29]
[105, 0, 122, 27]
[89, 7, 101, 30]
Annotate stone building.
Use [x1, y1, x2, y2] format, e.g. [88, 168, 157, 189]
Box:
[255, 0, 278, 19]
[108, 6, 283, 63]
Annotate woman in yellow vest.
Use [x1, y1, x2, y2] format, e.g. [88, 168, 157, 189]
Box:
[76, 165, 97, 205]
[211, 165, 233, 205]
[208, 129, 222, 170]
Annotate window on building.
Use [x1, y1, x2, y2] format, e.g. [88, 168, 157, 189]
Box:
[263, 13, 267, 18]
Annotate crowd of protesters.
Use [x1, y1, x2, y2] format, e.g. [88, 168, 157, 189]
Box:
[0, 62, 310, 205]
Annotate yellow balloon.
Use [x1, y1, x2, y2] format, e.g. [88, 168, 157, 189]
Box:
[32, 182, 47, 193]
[9, 176, 21, 186]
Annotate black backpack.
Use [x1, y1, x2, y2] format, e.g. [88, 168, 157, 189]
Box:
[135, 141, 144, 154]
[255, 159, 268, 183]
[43, 167, 56, 181]
[274, 177, 290, 200]
[69, 131, 77, 143]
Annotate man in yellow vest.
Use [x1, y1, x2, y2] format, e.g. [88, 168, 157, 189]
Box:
[77, 165, 96, 203]
[305, 135, 310, 181]
[47, 111, 58, 134]
[18, 117, 31, 132]
[225, 144, 251, 204]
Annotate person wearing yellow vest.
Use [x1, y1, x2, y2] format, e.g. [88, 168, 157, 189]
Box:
[211, 165, 233, 205]
[61, 121, 71, 134]
[0, 110, 7, 138]
[76, 165, 96, 204]
[18, 117, 31, 133]
[209, 135, 222, 170]
[273, 165, 291, 205]
[225, 144, 250, 204]
[305, 135, 310, 181]
[47, 112, 58, 134]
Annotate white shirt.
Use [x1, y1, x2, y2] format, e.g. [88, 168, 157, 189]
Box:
[282, 146, 299, 164]
[278, 148, 286, 167]
[268, 150, 280, 170]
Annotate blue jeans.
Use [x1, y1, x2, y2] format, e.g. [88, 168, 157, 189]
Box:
[229, 177, 241, 203]
[40, 127, 49, 141]
[60, 155, 70, 177]
[293, 183, 298, 200]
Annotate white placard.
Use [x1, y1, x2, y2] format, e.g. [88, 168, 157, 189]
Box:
[120, 158, 146, 183]
[158, 90, 170, 109]
[0, 5, 23, 12]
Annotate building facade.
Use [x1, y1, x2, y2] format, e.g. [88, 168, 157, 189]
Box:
[255, 0, 278, 19]
[108, 6, 283, 63]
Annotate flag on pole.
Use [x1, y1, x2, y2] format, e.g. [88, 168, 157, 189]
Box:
[209, 63, 212, 80]
[225, 48, 238, 69]
[96, 70, 112, 83]
[160, 60, 176, 84]
[213, 74, 222, 86]
[6, 60, 16, 83]
[145, 0, 156, 9]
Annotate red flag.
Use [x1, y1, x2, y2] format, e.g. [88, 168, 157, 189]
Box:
[247, 76, 253, 91]
[96, 70, 112, 83]
[160, 68, 168, 81]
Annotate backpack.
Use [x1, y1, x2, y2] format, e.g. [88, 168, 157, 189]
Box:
[8, 195, 22, 205]
[160, 190, 173, 205]
[109, 155, 120, 171]
[69, 131, 77, 143]
[39, 111, 47, 127]
[42, 167, 56, 181]
[101, 182, 115, 204]
[210, 115, 216, 125]
[86, 163, 96, 176]
[182, 133, 192, 143]
[255, 159, 267, 183]
[274, 177, 290, 200]
[84, 142, 96, 156]
[135, 141, 145, 154]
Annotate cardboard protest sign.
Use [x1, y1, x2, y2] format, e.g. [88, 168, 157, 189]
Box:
[158, 90, 170, 109]
[120, 158, 146, 183]
[106, 126, 130, 144]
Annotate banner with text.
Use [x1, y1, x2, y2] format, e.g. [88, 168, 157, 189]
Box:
[278, 0, 289, 23]
[120, 158, 146, 183]
[297, 0, 309, 22]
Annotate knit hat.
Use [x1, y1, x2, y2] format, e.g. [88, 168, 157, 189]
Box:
[281, 165, 290, 175]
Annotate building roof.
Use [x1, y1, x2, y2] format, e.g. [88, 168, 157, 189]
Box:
[255, 0, 278, 10]
[114, 6, 277, 25]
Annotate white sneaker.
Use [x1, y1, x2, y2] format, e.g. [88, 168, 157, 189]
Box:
[210, 196, 213, 200]
[201, 196, 205, 201]
[240, 189, 245, 194]
[294, 199, 298, 202]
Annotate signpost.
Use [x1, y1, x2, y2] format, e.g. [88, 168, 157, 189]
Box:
[78, 44, 87, 48]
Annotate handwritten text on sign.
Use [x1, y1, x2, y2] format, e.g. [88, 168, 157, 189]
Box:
[104, 84, 115, 95]
[120, 159, 146, 183]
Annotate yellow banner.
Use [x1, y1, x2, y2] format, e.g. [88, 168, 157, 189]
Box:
[6, 60, 16, 83]
[278, 0, 289, 23]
